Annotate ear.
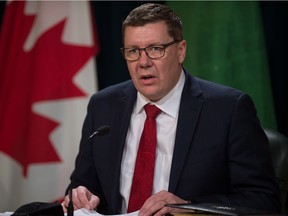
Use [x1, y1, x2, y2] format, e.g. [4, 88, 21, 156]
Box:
[178, 40, 187, 64]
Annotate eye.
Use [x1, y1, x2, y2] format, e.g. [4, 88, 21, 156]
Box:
[127, 48, 139, 55]
[150, 46, 164, 52]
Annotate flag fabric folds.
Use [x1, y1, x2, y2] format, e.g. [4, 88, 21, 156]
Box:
[167, 1, 276, 129]
[0, 0, 98, 211]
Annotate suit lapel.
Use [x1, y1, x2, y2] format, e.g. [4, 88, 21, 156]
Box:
[169, 74, 203, 193]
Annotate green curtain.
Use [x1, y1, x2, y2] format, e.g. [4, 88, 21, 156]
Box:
[167, 1, 276, 129]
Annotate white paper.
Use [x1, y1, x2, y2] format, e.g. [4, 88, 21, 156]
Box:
[0, 212, 13, 216]
[0, 208, 139, 216]
[72, 208, 139, 216]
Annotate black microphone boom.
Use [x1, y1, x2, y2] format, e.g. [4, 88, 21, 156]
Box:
[88, 125, 110, 139]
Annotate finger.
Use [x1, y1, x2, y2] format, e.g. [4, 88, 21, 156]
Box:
[140, 199, 167, 216]
[154, 207, 169, 216]
[77, 187, 96, 210]
[141, 190, 170, 210]
[71, 188, 83, 210]
[62, 194, 71, 213]
[154, 200, 193, 216]
[154, 200, 176, 216]
[61, 199, 68, 213]
[88, 195, 100, 210]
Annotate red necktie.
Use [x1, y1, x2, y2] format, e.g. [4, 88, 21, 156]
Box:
[127, 104, 161, 212]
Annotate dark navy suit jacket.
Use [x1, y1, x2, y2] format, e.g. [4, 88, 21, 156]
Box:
[67, 70, 280, 214]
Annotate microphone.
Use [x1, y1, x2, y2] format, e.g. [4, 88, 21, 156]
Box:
[88, 125, 110, 139]
[67, 125, 110, 216]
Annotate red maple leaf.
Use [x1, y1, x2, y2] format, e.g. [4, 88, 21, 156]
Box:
[0, 1, 97, 177]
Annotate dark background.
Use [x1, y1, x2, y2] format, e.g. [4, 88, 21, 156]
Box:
[0, 1, 287, 137]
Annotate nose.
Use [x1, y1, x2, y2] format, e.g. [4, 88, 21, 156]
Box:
[138, 50, 152, 67]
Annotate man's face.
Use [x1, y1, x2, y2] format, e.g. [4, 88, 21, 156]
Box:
[124, 21, 186, 102]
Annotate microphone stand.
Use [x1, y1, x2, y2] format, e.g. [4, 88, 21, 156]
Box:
[67, 189, 74, 216]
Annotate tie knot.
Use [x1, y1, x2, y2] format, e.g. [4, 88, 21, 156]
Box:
[144, 104, 161, 118]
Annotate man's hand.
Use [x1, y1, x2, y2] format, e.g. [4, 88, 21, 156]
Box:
[62, 186, 100, 213]
[139, 190, 191, 216]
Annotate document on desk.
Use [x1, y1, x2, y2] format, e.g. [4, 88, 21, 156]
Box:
[73, 208, 139, 216]
[0, 209, 139, 216]
[0, 213, 12, 216]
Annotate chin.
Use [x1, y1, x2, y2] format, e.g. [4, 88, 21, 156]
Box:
[139, 87, 163, 101]
[145, 94, 162, 102]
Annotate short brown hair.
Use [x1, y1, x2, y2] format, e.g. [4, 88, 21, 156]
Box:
[122, 3, 183, 44]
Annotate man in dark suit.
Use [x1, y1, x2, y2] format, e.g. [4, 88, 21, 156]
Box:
[62, 3, 280, 215]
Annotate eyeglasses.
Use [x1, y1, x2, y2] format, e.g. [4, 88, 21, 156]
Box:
[121, 41, 179, 61]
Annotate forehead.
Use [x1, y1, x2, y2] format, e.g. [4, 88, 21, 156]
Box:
[124, 22, 170, 45]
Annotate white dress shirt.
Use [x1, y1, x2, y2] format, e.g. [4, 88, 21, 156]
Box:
[120, 71, 185, 212]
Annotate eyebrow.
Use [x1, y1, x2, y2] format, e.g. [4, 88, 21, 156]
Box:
[124, 42, 167, 48]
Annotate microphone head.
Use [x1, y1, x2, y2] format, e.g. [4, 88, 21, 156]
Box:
[96, 125, 110, 136]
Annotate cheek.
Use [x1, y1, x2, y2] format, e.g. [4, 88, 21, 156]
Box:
[158, 66, 177, 88]
[159, 60, 181, 87]
[127, 64, 141, 88]
[127, 63, 136, 76]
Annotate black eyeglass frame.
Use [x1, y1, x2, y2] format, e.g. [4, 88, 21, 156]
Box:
[120, 40, 180, 61]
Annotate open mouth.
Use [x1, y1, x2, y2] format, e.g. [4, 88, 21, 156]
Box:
[141, 75, 154, 80]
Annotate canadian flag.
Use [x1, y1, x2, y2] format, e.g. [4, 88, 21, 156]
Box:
[0, 0, 99, 211]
